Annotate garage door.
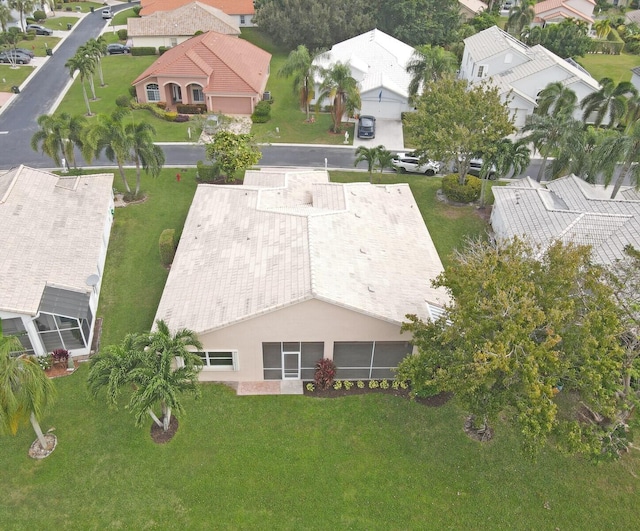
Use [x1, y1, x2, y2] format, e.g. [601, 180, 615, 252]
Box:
[333, 341, 412, 379]
[210, 96, 252, 114]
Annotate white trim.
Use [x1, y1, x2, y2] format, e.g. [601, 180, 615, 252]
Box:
[199, 350, 238, 371]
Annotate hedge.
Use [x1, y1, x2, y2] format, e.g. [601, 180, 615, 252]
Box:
[131, 47, 157, 56]
[590, 27, 624, 55]
[176, 103, 207, 114]
[442, 173, 481, 203]
[251, 100, 271, 123]
[159, 229, 176, 266]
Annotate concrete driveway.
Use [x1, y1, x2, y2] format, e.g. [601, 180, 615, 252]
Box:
[352, 118, 404, 152]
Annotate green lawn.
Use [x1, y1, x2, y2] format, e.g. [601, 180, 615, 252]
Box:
[577, 52, 640, 83]
[0, 64, 33, 93]
[111, 6, 139, 26]
[52, 1, 103, 14]
[42, 16, 79, 31]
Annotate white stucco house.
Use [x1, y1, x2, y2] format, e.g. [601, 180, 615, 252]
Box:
[0, 166, 114, 358]
[153, 169, 449, 390]
[460, 26, 600, 128]
[490, 175, 640, 264]
[311, 29, 417, 120]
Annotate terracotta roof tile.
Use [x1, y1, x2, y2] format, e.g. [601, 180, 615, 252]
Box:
[140, 0, 254, 16]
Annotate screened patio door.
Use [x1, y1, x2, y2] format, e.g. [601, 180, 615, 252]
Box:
[282, 342, 301, 379]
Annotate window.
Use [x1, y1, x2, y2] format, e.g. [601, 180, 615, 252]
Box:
[170, 37, 178, 47]
[333, 341, 412, 379]
[240, 15, 245, 25]
[192, 86, 204, 102]
[199, 350, 238, 370]
[262, 342, 323, 380]
[146, 83, 160, 102]
[35, 312, 88, 352]
[1, 317, 35, 354]
[477, 64, 488, 78]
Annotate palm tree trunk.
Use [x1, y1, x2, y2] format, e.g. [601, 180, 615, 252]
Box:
[610, 163, 631, 199]
[536, 154, 549, 183]
[134, 157, 142, 196]
[162, 401, 172, 432]
[81, 83, 92, 116]
[97, 59, 105, 87]
[148, 408, 163, 428]
[30, 412, 50, 450]
[117, 161, 131, 193]
[333, 96, 343, 133]
[89, 75, 97, 100]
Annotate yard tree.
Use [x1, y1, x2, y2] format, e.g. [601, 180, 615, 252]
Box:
[593, 119, 640, 198]
[0, 3, 14, 33]
[505, 0, 535, 36]
[406, 45, 458, 100]
[65, 52, 96, 116]
[30, 112, 87, 169]
[405, 76, 514, 184]
[278, 44, 324, 122]
[478, 138, 530, 205]
[205, 131, 261, 181]
[128, 120, 165, 196]
[522, 19, 592, 58]
[535, 82, 578, 117]
[354, 145, 393, 183]
[317, 62, 360, 134]
[581, 77, 638, 129]
[8, 0, 35, 31]
[82, 37, 108, 88]
[397, 238, 625, 458]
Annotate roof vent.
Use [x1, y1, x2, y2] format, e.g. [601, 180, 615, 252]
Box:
[368, 285, 375, 293]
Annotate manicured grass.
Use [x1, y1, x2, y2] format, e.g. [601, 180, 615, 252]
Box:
[1, 363, 637, 528]
[111, 7, 138, 26]
[577, 52, 640, 83]
[52, 1, 102, 14]
[42, 16, 79, 31]
[0, 64, 34, 93]
[13, 36, 59, 56]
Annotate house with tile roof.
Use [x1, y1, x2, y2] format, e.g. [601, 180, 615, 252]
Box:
[153, 169, 449, 386]
[533, 0, 595, 27]
[0, 166, 114, 358]
[311, 29, 417, 120]
[128, 2, 240, 50]
[490, 175, 640, 264]
[140, 0, 255, 27]
[132, 31, 271, 114]
[459, 26, 599, 127]
[459, 0, 487, 20]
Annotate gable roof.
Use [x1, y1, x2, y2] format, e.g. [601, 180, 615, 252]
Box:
[314, 28, 416, 98]
[492, 175, 640, 264]
[154, 170, 449, 334]
[140, 0, 254, 16]
[459, 0, 487, 15]
[132, 31, 271, 95]
[128, 2, 240, 37]
[463, 25, 530, 63]
[0, 166, 113, 316]
[534, 0, 595, 24]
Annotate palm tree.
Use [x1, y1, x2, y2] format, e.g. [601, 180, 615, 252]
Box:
[406, 45, 457, 99]
[594, 120, 640, 198]
[0, 2, 14, 32]
[9, 0, 35, 31]
[278, 44, 323, 121]
[0, 348, 57, 452]
[505, 0, 535, 36]
[317, 62, 361, 134]
[354, 145, 380, 183]
[65, 52, 96, 115]
[128, 120, 165, 196]
[375, 147, 394, 175]
[535, 82, 578, 117]
[83, 37, 108, 88]
[581, 78, 638, 128]
[30, 113, 86, 168]
[594, 19, 612, 40]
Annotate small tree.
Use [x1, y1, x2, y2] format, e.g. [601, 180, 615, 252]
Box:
[317, 62, 361, 134]
[205, 131, 261, 182]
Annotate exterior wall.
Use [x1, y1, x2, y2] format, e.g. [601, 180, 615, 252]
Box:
[232, 14, 254, 27]
[135, 75, 208, 106]
[461, 47, 530, 82]
[631, 72, 640, 92]
[195, 298, 409, 382]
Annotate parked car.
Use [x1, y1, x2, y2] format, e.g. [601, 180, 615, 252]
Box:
[357, 115, 376, 139]
[14, 48, 35, 58]
[0, 50, 32, 64]
[26, 24, 53, 36]
[107, 43, 130, 55]
[392, 152, 440, 176]
[467, 158, 497, 179]
[102, 8, 113, 19]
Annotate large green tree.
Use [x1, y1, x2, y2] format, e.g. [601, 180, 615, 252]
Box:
[205, 131, 261, 181]
[277, 44, 324, 121]
[406, 45, 458, 99]
[317, 62, 361, 134]
[397, 238, 625, 458]
[522, 19, 592, 58]
[82, 37, 108, 88]
[594, 119, 640, 198]
[30, 112, 86, 168]
[8, 0, 35, 31]
[581, 77, 637, 128]
[535, 81, 578, 117]
[405, 76, 514, 184]
[505, 0, 535, 36]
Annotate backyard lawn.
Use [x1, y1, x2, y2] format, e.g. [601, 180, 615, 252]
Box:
[577, 52, 640, 83]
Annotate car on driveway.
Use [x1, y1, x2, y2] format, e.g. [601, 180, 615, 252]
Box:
[392, 152, 440, 176]
[14, 48, 35, 58]
[467, 158, 497, 179]
[357, 115, 376, 139]
[26, 24, 53, 36]
[0, 50, 32, 64]
[107, 43, 130, 55]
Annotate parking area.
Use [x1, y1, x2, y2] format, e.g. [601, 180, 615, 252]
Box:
[353, 118, 405, 151]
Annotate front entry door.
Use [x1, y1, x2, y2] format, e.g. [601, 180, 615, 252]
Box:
[282, 343, 300, 379]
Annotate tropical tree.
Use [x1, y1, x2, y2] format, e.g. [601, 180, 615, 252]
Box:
[278, 44, 324, 121]
[317, 62, 361, 133]
[30, 112, 86, 168]
[65, 52, 96, 115]
[0, 2, 14, 33]
[581, 77, 638, 128]
[478, 138, 530, 205]
[406, 44, 458, 99]
[594, 18, 612, 40]
[354, 145, 379, 183]
[535, 82, 578, 117]
[205, 130, 261, 181]
[127, 120, 165, 196]
[594, 119, 640, 198]
[505, 0, 535, 36]
[8, 0, 35, 31]
[82, 37, 108, 88]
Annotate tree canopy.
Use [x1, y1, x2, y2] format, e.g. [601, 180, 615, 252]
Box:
[522, 19, 592, 58]
[205, 131, 262, 181]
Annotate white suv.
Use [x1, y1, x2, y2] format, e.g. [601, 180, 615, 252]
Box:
[392, 153, 440, 176]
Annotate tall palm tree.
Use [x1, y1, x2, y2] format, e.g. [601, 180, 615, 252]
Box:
[354, 145, 380, 183]
[317, 62, 361, 134]
[9, 0, 35, 31]
[593, 19, 612, 40]
[581, 77, 638, 128]
[127, 120, 165, 196]
[82, 37, 108, 88]
[505, 0, 535, 36]
[535, 82, 578, 117]
[65, 52, 96, 116]
[0, 2, 14, 32]
[277, 44, 323, 121]
[594, 120, 640, 199]
[30, 113, 86, 168]
[406, 45, 458, 99]
[0, 348, 57, 452]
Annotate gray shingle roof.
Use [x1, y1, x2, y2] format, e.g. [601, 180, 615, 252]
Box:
[155, 170, 449, 334]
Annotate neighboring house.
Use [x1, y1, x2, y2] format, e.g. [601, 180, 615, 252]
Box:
[128, 2, 240, 50]
[132, 31, 271, 114]
[533, 0, 595, 27]
[0, 166, 114, 358]
[139, 0, 255, 27]
[154, 169, 449, 386]
[459, 0, 487, 20]
[625, 9, 640, 25]
[491, 175, 640, 264]
[311, 28, 416, 120]
[459, 26, 600, 127]
[631, 66, 640, 92]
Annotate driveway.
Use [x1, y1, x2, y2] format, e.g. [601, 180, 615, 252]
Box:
[352, 118, 404, 151]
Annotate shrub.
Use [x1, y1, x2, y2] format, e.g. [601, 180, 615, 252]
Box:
[159, 229, 176, 266]
[133, 5, 141, 15]
[65, 6, 72, 11]
[380, 379, 390, 389]
[51, 348, 69, 364]
[314, 358, 336, 390]
[115, 94, 131, 108]
[164, 111, 178, 122]
[343, 380, 353, 390]
[25, 17, 36, 24]
[196, 159, 221, 182]
[131, 46, 157, 56]
[128, 85, 137, 98]
[36, 354, 52, 371]
[174, 114, 190, 123]
[306, 382, 315, 392]
[117, 29, 128, 41]
[176, 103, 207, 114]
[357, 380, 365, 388]
[333, 380, 343, 390]
[368, 379, 379, 389]
[33, 10, 46, 21]
[158, 46, 169, 55]
[156, 101, 167, 109]
[442, 173, 481, 203]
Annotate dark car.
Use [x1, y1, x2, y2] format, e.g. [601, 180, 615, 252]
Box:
[357, 115, 376, 139]
[14, 48, 35, 58]
[0, 50, 32, 64]
[107, 43, 131, 55]
[26, 24, 53, 36]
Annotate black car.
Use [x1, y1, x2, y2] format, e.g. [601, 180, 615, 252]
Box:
[357, 115, 376, 139]
[26, 24, 53, 36]
[15, 48, 35, 58]
[0, 50, 32, 64]
[107, 44, 131, 55]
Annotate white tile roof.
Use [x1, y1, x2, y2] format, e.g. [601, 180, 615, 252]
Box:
[492, 175, 640, 264]
[0, 166, 114, 315]
[155, 170, 449, 334]
[463, 25, 529, 63]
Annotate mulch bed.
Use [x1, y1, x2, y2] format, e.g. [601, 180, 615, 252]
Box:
[303, 382, 452, 407]
[45, 361, 78, 379]
[150, 416, 179, 444]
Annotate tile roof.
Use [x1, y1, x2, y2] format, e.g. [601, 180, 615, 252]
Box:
[459, 0, 487, 14]
[140, 0, 254, 16]
[626, 9, 640, 25]
[534, 0, 595, 24]
[154, 170, 449, 334]
[0, 166, 113, 315]
[463, 25, 529, 63]
[132, 31, 271, 95]
[128, 2, 240, 37]
[492, 175, 640, 264]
